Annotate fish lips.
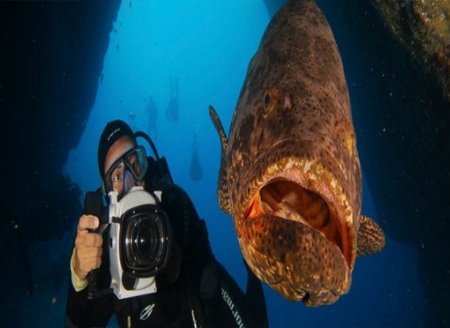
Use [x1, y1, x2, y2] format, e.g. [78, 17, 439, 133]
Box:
[237, 212, 351, 305]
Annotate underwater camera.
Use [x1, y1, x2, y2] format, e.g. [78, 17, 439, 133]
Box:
[84, 185, 172, 300]
[108, 186, 172, 299]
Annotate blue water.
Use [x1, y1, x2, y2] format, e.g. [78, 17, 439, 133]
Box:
[6, 0, 433, 327]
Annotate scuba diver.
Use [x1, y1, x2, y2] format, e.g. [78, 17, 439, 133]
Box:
[165, 78, 179, 122]
[65, 120, 268, 327]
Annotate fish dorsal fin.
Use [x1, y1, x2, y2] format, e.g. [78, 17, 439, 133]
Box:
[209, 105, 232, 213]
[356, 215, 386, 256]
[209, 105, 228, 152]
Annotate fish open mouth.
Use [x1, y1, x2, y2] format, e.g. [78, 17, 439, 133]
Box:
[244, 178, 352, 267]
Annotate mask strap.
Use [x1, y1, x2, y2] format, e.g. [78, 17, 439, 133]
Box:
[134, 131, 160, 160]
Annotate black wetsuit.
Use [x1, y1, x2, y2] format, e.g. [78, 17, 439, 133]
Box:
[65, 158, 267, 328]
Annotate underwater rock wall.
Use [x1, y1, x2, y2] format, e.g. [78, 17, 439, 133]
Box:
[0, 2, 121, 306]
[0, 1, 121, 233]
[372, 0, 450, 102]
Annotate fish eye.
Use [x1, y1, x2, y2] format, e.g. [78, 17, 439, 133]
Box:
[263, 88, 279, 114]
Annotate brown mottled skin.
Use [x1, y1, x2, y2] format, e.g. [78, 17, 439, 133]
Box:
[210, 0, 385, 306]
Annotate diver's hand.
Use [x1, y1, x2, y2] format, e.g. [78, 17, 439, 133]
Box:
[74, 215, 103, 281]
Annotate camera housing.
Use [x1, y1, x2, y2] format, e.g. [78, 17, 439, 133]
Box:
[108, 186, 171, 299]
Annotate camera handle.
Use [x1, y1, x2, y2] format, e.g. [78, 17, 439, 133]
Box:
[83, 190, 104, 300]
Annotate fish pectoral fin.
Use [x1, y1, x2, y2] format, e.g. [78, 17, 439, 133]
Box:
[208, 105, 232, 213]
[356, 215, 386, 256]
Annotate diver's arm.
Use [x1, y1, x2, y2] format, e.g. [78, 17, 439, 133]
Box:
[66, 246, 114, 327]
[66, 245, 114, 328]
[65, 215, 112, 327]
[70, 249, 88, 291]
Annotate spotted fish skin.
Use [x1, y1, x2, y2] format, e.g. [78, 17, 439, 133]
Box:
[210, 0, 385, 306]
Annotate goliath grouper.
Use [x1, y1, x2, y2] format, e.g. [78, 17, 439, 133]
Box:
[209, 0, 385, 306]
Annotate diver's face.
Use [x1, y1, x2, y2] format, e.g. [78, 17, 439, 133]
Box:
[104, 136, 136, 195]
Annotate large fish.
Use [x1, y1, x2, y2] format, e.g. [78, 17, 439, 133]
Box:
[209, 0, 385, 306]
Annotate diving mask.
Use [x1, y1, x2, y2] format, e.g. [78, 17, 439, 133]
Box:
[104, 145, 148, 196]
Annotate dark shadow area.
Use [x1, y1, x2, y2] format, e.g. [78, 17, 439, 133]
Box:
[319, 0, 450, 326]
[0, 174, 82, 293]
[0, 1, 121, 322]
